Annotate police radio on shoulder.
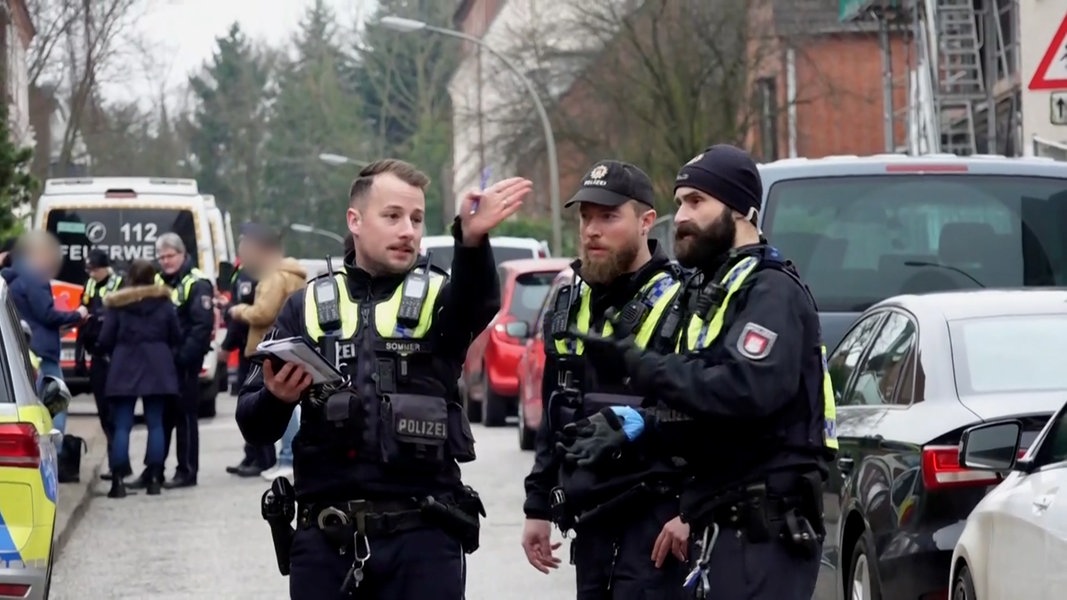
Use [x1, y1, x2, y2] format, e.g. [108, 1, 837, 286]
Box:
[314, 255, 341, 332]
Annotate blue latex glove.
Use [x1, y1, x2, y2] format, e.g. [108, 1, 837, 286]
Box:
[610, 406, 645, 441]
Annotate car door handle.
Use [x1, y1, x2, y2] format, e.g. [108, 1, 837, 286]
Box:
[837, 456, 855, 473]
[1033, 495, 1054, 510]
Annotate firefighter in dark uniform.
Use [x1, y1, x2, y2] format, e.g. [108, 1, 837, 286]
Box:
[224, 232, 277, 477]
[521, 160, 691, 599]
[560, 145, 837, 600]
[237, 159, 531, 600]
[76, 249, 123, 480]
[128, 232, 216, 490]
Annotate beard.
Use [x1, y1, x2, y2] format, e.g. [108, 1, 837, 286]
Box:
[581, 236, 641, 284]
[674, 210, 736, 270]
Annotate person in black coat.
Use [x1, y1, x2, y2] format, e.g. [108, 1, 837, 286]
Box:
[96, 259, 182, 498]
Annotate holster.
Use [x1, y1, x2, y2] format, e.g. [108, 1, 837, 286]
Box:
[420, 486, 486, 554]
[261, 477, 297, 576]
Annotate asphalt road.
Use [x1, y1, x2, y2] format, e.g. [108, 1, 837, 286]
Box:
[49, 394, 577, 599]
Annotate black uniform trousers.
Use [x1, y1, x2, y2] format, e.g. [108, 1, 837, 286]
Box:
[236, 356, 275, 469]
[694, 524, 820, 600]
[88, 357, 111, 445]
[162, 366, 201, 480]
[572, 498, 692, 600]
[288, 525, 465, 600]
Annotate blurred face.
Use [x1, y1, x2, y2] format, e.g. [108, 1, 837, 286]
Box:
[157, 246, 185, 276]
[578, 201, 655, 284]
[27, 244, 61, 279]
[237, 236, 260, 269]
[347, 173, 424, 275]
[673, 187, 736, 269]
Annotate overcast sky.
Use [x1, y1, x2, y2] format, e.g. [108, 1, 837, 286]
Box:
[98, 0, 372, 107]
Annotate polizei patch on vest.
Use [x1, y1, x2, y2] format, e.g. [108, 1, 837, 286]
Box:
[396, 418, 447, 440]
[737, 322, 777, 360]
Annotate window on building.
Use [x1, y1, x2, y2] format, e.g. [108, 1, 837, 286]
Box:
[757, 77, 778, 162]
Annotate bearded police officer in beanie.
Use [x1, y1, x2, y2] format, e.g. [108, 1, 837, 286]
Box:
[559, 144, 837, 600]
[521, 160, 690, 599]
[237, 159, 531, 600]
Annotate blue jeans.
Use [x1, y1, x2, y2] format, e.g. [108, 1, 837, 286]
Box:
[278, 405, 300, 466]
[110, 396, 168, 472]
[36, 359, 66, 448]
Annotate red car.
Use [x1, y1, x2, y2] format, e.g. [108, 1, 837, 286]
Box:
[462, 258, 571, 427]
[516, 267, 573, 450]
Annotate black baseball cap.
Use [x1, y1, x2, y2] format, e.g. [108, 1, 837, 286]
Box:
[565, 160, 655, 208]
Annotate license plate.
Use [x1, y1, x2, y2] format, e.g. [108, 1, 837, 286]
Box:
[60, 348, 75, 362]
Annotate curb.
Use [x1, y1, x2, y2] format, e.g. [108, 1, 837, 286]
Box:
[53, 422, 108, 558]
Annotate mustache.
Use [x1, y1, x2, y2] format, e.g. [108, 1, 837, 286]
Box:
[675, 223, 702, 238]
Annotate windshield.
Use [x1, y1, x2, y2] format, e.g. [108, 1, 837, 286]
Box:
[509, 271, 557, 325]
[763, 175, 1067, 312]
[950, 315, 1067, 395]
[46, 207, 199, 285]
[425, 244, 535, 272]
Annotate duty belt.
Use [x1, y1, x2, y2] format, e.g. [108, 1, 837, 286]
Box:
[297, 498, 426, 538]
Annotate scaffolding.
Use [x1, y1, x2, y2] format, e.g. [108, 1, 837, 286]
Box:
[839, 0, 1023, 156]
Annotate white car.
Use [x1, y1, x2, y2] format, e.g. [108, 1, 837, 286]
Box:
[420, 235, 550, 273]
[950, 402, 1067, 600]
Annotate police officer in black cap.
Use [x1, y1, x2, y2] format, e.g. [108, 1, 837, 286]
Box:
[560, 144, 838, 599]
[237, 159, 530, 599]
[77, 249, 123, 479]
[521, 160, 691, 598]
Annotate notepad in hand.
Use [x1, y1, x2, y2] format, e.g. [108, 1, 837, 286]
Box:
[251, 337, 343, 385]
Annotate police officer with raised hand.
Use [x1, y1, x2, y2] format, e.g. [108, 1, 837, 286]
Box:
[561, 144, 837, 599]
[236, 158, 530, 600]
[128, 232, 215, 491]
[521, 160, 691, 599]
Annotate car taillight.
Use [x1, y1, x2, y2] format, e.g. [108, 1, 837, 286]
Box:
[921, 445, 1000, 490]
[0, 423, 41, 468]
[0, 583, 30, 597]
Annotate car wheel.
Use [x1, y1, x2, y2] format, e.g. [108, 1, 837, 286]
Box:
[483, 389, 509, 428]
[847, 530, 883, 600]
[517, 395, 535, 450]
[952, 565, 977, 600]
[198, 381, 217, 419]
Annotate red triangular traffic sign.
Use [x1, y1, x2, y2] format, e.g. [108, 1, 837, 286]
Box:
[1029, 13, 1067, 91]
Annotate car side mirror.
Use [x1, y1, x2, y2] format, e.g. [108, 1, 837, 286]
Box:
[504, 320, 530, 339]
[217, 261, 235, 292]
[19, 319, 31, 345]
[959, 420, 1022, 471]
[38, 375, 72, 419]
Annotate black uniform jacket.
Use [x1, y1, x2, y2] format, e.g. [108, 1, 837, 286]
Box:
[624, 245, 825, 501]
[236, 221, 500, 501]
[523, 240, 679, 520]
[163, 259, 216, 370]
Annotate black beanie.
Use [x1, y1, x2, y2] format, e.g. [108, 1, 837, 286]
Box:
[674, 144, 762, 217]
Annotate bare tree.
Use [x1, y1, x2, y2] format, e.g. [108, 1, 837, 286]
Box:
[26, 0, 151, 171]
[475, 0, 842, 204]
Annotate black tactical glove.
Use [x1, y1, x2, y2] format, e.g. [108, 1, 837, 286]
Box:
[555, 408, 628, 468]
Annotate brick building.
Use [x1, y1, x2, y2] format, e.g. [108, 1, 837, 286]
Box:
[449, 0, 908, 221]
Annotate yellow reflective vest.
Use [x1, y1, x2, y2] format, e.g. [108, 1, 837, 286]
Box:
[678, 256, 838, 452]
[82, 273, 123, 305]
[156, 268, 209, 306]
[304, 271, 446, 341]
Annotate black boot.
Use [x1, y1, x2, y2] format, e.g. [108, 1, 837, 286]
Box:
[146, 466, 163, 496]
[125, 467, 151, 490]
[107, 477, 126, 498]
[58, 435, 85, 484]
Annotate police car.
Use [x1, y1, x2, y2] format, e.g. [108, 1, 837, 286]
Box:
[0, 277, 61, 599]
[34, 177, 226, 417]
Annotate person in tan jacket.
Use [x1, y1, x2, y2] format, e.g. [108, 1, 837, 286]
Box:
[228, 225, 308, 356]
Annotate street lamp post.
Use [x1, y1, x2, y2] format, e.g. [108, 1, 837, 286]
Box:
[289, 223, 345, 245]
[379, 15, 563, 257]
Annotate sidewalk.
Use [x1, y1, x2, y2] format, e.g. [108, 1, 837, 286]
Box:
[54, 412, 108, 554]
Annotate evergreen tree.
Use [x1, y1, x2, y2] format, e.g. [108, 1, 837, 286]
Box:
[349, 0, 459, 232]
[263, 0, 368, 258]
[187, 23, 273, 221]
[0, 100, 38, 237]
